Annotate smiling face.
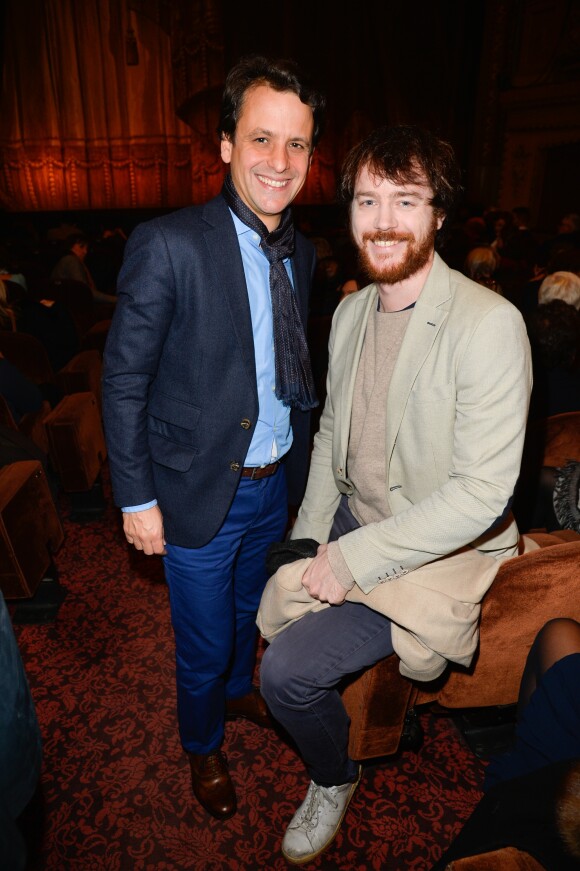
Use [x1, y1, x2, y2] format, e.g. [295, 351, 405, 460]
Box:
[350, 165, 443, 290]
[220, 84, 314, 232]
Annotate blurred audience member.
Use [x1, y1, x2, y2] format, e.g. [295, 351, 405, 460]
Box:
[526, 299, 580, 420]
[50, 233, 117, 306]
[0, 352, 62, 418]
[464, 246, 502, 294]
[0, 354, 44, 422]
[0, 278, 79, 371]
[310, 255, 345, 315]
[520, 248, 580, 317]
[0, 278, 17, 330]
[540, 212, 580, 267]
[538, 270, 580, 310]
[86, 227, 127, 296]
[432, 618, 580, 871]
[0, 246, 28, 294]
[337, 275, 362, 302]
[515, 299, 580, 531]
[440, 215, 488, 271]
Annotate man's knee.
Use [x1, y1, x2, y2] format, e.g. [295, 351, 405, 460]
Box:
[260, 642, 283, 704]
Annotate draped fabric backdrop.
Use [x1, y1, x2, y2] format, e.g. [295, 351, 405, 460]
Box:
[1, 0, 227, 211]
[2, 1, 578, 218]
[0, 0, 483, 214]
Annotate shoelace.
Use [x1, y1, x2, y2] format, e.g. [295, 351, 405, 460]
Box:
[298, 784, 339, 831]
[204, 752, 225, 775]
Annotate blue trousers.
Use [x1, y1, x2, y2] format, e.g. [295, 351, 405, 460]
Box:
[163, 470, 288, 754]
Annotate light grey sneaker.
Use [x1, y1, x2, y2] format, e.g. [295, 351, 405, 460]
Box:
[281, 766, 362, 864]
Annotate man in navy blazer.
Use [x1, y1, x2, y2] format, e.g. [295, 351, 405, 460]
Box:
[102, 55, 325, 819]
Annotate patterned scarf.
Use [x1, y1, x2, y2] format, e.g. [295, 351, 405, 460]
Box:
[222, 173, 318, 411]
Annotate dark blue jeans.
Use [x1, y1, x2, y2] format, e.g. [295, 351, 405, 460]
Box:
[260, 498, 394, 786]
[164, 470, 288, 754]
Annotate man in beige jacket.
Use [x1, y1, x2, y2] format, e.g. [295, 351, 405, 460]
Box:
[260, 125, 533, 865]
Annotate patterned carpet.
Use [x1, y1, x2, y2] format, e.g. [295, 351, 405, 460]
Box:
[12, 465, 486, 871]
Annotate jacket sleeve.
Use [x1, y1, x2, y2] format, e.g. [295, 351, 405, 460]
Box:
[101, 220, 175, 508]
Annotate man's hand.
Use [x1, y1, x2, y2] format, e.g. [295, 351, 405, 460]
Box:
[123, 505, 166, 555]
[301, 544, 347, 605]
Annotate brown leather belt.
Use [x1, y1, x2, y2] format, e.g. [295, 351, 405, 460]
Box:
[240, 461, 280, 480]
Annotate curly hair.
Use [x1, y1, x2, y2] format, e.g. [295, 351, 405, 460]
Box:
[338, 125, 462, 214]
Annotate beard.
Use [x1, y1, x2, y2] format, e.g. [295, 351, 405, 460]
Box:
[357, 216, 439, 285]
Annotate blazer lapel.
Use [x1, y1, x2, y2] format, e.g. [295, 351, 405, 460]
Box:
[336, 285, 378, 461]
[386, 254, 451, 453]
[201, 197, 257, 391]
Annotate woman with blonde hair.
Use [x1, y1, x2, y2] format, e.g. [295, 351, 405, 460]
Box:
[464, 246, 502, 293]
[538, 270, 580, 310]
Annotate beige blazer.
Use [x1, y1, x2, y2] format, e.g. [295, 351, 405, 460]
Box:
[287, 254, 533, 676]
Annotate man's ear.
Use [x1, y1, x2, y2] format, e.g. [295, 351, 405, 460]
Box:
[220, 135, 232, 165]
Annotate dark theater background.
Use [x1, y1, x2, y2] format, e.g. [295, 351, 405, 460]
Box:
[2, 4, 580, 871]
[1, 0, 579, 240]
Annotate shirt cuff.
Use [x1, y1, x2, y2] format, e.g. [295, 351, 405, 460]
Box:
[327, 541, 356, 591]
[122, 500, 158, 513]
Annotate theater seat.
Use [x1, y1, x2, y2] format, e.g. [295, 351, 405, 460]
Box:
[342, 531, 580, 760]
[445, 847, 545, 870]
[0, 330, 102, 410]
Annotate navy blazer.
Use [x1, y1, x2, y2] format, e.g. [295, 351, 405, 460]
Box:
[102, 194, 315, 548]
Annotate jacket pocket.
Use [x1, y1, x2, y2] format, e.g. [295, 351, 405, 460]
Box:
[147, 392, 201, 471]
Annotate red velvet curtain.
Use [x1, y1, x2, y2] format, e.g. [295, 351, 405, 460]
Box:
[0, 0, 228, 211]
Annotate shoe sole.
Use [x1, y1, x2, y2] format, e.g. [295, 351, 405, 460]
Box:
[281, 765, 362, 865]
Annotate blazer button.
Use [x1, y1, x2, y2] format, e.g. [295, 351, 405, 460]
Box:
[230, 461, 241, 472]
[240, 418, 251, 430]
[336, 467, 343, 476]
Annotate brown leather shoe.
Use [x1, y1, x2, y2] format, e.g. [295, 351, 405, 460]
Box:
[188, 750, 237, 819]
[225, 687, 273, 728]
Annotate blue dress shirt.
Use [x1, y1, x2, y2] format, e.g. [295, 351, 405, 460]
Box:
[124, 209, 293, 513]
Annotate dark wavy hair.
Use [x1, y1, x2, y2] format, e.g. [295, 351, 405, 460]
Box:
[218, 54, 326, 151]
[338, 125, 463, 245]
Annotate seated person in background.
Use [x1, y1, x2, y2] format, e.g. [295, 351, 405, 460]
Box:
[0, 354, 44, 422]
[538, 270, 580, 310]
[526, 299, 580, 420]
[337, 275, 362, 302]
[519, 247, 580, 317]
[431, 618, 580, 871]
[464, 245, 502, 293]
[0, 277, 17, 330]
[513, 299, 580, 531]
[310, 255, 346, 315]
[85, 226, 127, 297]
[0, 245, 28, 294]
[540, 212, 580, 267]
[50, 233, 117, 306]
[0, 353, 63, 419]
[0, 279, 79, 372]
